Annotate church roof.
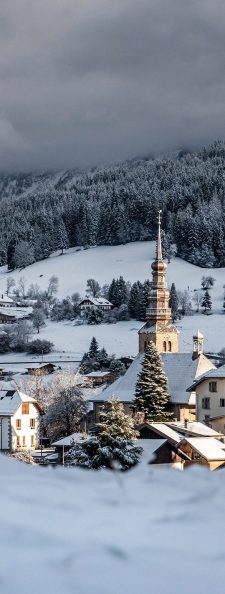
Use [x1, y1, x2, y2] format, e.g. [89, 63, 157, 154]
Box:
[90, 352, 214, 405]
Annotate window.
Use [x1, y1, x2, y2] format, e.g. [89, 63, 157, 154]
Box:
[22, 436, 26, 447]
[209, 382, 217, 393]
[220, 399, 225, 407]
[22, 403, 29, 414]
[31, 435, 35, 447]
[16, 419, 21, 430]
[168, 341, 172, 352]
[202, 397, 210, 410]
[17, 436, 20, 447]
[30, 418, 36, 429]
[163, 341, 167, 352]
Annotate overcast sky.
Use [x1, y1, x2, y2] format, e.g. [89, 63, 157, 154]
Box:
[0, 0, 225, 172]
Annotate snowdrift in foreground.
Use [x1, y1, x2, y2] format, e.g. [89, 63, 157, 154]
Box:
[0, 455, 224, 594]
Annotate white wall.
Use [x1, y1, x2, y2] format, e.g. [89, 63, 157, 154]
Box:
[11, 403, 40, 452]
[196, 378, 225, 433]
[0, 417, 10, 450]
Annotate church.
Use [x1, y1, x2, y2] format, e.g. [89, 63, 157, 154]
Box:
[90, 213, 215, 424]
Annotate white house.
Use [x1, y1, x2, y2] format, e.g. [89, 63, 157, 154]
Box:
[79, 297, 113, 313]
[0, 388, 44, 451]
[187, 366, 225, 434]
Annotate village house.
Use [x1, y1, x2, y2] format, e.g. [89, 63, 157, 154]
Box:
[26, 363, 56, 376]
[142, 421, 225, 470]
[79, 297, 113, 313]
[0, 312, 16, 324]
[85, 370, 114, 387]
[0, 294, 14, 308]
[89, 215, 215, 425]
[187, 366, 225, 434]
[0, 304, 32, 324]
[0, 388, 44, 452]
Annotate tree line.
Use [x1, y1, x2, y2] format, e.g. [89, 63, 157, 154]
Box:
[1, 141, 225, 269]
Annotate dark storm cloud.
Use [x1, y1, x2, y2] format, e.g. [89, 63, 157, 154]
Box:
[0, 0, 225, 171]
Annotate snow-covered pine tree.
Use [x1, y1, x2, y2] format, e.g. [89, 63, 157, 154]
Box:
[65, 400, 143, 470]
[88, 336, 99, 358]
[201, 289, 212, 313]
[58, 219, 69, 254]
[134, 341, 172, 422]
[97, 347, 109, 367]
[169, 282, 179, 321]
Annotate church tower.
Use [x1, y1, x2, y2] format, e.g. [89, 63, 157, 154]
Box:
[139, 211, 179, 354]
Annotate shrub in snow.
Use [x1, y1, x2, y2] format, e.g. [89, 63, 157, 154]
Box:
[27, 339, 54, 354]
[66, 400, 142, 470]
[135, 341, 173, 422]
[66, 436, 142, 470]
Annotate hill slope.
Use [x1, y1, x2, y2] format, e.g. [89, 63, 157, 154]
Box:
[1, 140, 225, 269]
[0, 241, 225, 357]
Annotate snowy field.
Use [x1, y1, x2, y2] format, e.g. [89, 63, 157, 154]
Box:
[1, 454, 225, 594]
[1, 240, 225, 301]
[0, 241, 225, 361]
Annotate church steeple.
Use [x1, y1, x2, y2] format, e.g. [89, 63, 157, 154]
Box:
[139, 212, 179, 354]
[146, 211, 171, 326]
[156, 209, 163, 261]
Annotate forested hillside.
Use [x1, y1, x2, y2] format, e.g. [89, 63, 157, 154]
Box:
[1, 140, 225, 270]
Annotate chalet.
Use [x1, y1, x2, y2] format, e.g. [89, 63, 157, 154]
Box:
[0, 305, 32, 324]
[144, 422, 225, 469]
[0, 294, 14, 308]
[85, 371, 114, 386]
[79, 297, 113, 313]
[0, 388, 44, 451]
[0, 312, 16, 324]
[26, 363, 56, 376]
[178, 437, 225, 470]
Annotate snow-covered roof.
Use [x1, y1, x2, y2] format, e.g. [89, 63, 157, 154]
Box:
[0, 389, 43, 415]
[80, 297, 112, 306]
[167, 421, 223, 438]
[193, 330, 204, 339]
[0, 306, 32, 319]
[148, 423, 183, 444]
[137, 438, 165, 460]
[90, 352, 214, 405]
[187, 365, 225, 390]
[52, 433, 84, 447]
[0, 294, 14, 304]
[86, 371, 111, 378]
[180, 438, 225, 461]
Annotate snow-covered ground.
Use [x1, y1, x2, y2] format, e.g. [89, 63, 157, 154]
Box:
[0, 240, 225, 301]
[1, 454, 225, 594]
[0, 241, 225, 362]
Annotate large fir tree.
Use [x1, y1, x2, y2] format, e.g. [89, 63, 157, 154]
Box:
[134, 341, 172, 422]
